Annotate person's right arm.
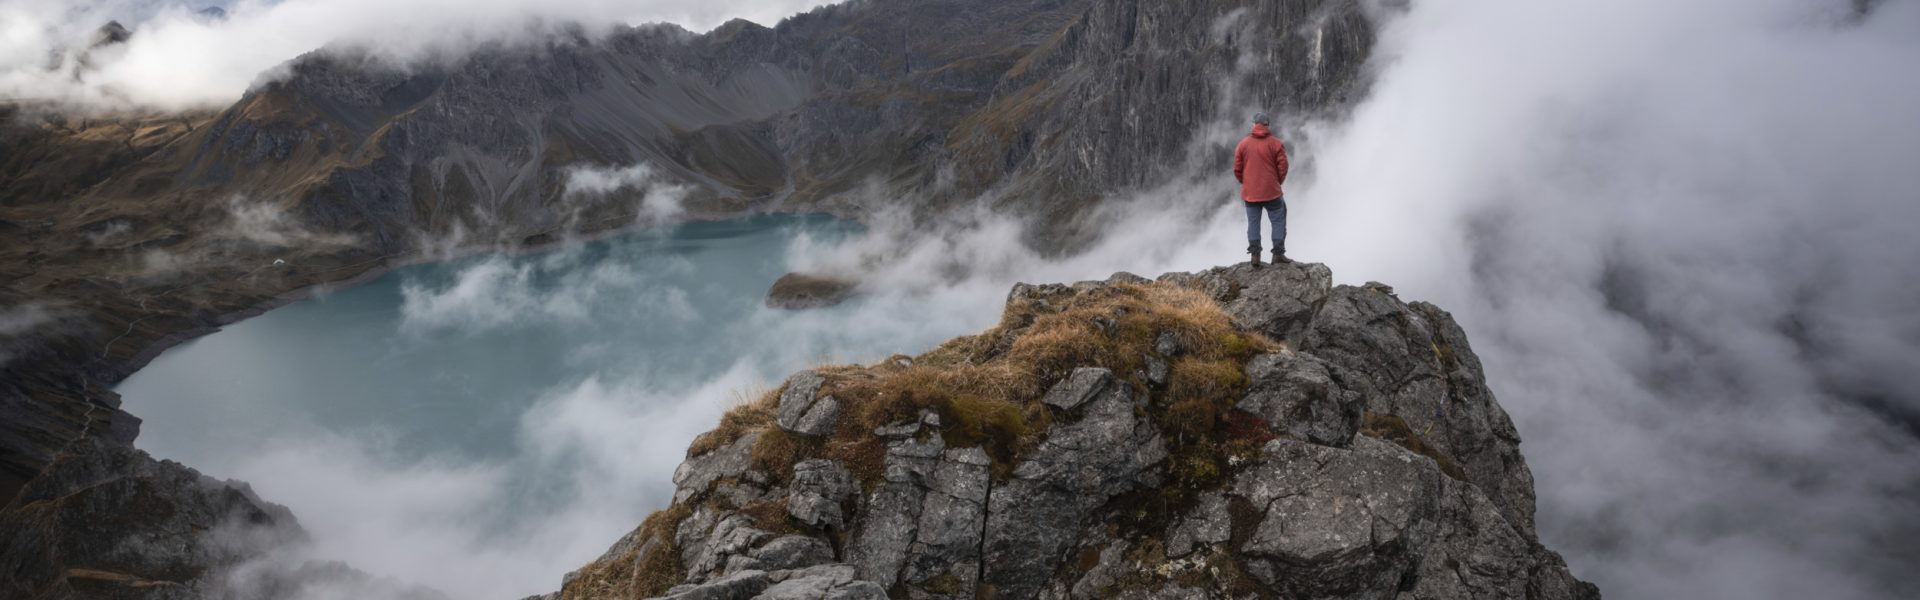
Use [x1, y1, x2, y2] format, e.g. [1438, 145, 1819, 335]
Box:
[1233, 141, 1247, 183]
[1274, 140, 1290, 185]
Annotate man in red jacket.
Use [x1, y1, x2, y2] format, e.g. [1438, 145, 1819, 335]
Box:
[1233, 111, 1290, 265]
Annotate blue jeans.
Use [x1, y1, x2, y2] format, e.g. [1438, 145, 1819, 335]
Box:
[1245, 197, 1286, 247]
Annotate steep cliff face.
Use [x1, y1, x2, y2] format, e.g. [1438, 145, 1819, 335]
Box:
[552, 263, 1598, 600]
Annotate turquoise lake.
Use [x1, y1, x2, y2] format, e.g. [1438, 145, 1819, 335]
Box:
[112, 213, 998, 598]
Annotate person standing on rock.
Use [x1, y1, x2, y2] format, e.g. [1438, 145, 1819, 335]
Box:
[1233, 111, 1291, 266]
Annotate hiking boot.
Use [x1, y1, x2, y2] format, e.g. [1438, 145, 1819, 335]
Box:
[1272, 243, 1292, 264]
[1247, 242, 1263, 267]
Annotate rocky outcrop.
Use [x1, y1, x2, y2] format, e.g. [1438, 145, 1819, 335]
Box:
[0, 437, 439, 599]
[0, 437, 295, 598]
[554, 262, 1599, 600]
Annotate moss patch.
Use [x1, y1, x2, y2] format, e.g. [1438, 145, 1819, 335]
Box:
[1360, 412, 1467, 481]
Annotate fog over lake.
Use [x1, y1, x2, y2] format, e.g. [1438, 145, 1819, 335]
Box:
[115, 214, 992, 598]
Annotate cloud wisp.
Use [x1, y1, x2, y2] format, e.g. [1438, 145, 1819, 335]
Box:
[0, 301, 64, 367]
[0, 0, 835, 112]
[562, 162, 691, 226]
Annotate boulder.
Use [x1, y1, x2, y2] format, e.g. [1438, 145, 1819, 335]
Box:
[1160, 261, 1334, 345]
[776, 371, 839, 437]
[672, 432, 761, 504]
[1239, 352, 1364, 447]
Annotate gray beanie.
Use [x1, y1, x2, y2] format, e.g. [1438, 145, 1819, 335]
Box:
[1252, 111, 1270, 125]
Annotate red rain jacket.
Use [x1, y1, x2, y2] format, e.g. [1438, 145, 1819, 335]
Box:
[1233, 123, 1289, 202]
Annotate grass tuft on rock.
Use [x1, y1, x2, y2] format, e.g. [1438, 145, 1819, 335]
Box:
[560, 503, 691, 600]
[686, 387, 778, 458]
[748, 426, 822, 486]
[1360, 412, 1468, 481]
[811, 282, 1277, 486]
[661, 282, 1283, 538]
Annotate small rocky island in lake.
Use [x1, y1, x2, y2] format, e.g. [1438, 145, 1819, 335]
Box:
[765, 273, 859, 310]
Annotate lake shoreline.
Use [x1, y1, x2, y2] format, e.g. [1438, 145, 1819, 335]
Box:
[120, 211, 867, 470]
[113, 208, 865, 398]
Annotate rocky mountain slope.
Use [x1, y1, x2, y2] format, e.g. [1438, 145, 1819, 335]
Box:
[545, 262, 1598, 599]
[0, 437, 446, 599]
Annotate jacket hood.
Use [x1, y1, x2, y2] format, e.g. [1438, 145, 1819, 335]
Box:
[1249, 123, 1272, 138]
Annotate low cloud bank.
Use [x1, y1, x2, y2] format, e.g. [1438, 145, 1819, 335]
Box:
[0, 0, 833, 112]
[1286, 1, 1920, 598]
[218, 368, 747, 599]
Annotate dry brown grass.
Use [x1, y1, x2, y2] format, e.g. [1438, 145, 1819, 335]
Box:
[820, 433, 891, 490]
[748, 426, 823, 485]
[649, 280, 1283, 572]
[802, 283, 1278, 486]
[560, 503, 692, 600]
[737, 498, 801, 536]
[685, 386, 779, 459]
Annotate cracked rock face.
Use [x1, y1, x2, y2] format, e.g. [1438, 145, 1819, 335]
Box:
[1240, 351, 1365, 447]
[1301, 285, 1540, 539]
[673, 432, 761, 505]
[787, 459, 857, 530]
[983, 375, 1168, 598]
[776, 371, 840, 437]
[555, 262, 1597, 600]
